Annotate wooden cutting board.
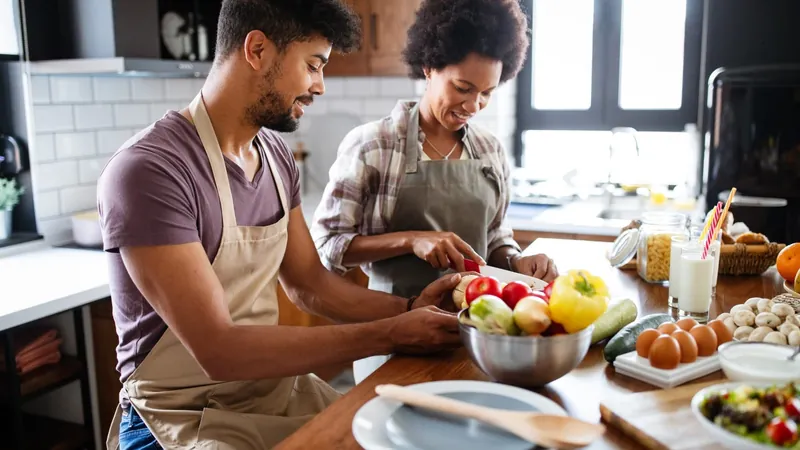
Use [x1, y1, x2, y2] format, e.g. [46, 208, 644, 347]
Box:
[599, 380, 726, 450]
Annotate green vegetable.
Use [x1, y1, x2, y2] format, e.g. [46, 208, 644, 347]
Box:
[467, 295, 520, 336]
[603, 313, 674, 363]
[590, 298, 638, 345]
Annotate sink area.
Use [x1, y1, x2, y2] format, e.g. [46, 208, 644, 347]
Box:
[597, 209, 643, 222]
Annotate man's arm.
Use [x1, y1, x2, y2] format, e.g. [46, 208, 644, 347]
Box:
[280, 207, 414, 323]
[120, 242, 402, 381]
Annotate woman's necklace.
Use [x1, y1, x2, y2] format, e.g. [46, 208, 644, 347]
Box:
[424, 138, 459, 160]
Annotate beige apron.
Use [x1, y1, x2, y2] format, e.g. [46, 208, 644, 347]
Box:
[106, 92, 341, 450]
[354, 103, 502, 383]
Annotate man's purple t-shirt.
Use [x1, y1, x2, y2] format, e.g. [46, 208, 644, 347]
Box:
[97, 110, 300, 389]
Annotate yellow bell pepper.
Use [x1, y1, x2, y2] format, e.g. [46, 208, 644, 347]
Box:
[548, 270, 610, 333]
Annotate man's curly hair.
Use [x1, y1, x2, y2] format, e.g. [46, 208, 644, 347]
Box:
[403, 0, 530, 83]
[216, 0, 361, 60]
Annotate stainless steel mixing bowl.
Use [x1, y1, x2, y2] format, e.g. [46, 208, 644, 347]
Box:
[458, 309, 593, 387]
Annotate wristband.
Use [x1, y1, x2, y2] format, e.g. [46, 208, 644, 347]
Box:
[407, 296, 418, 311]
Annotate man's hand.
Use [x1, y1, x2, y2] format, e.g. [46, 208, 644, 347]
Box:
[512, 253, 559, 282]
[388, 306, 461, 355]
[410, 231, 485, 272]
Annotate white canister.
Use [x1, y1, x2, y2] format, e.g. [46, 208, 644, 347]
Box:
[71, 210, 103, 247]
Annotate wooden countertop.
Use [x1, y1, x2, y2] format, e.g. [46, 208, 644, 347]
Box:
[275, 238, 788, 450]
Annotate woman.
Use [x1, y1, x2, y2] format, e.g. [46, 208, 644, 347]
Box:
[311, 0, 558, 383]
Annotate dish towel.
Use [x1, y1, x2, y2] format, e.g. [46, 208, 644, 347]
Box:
[0, 326, 63, 375]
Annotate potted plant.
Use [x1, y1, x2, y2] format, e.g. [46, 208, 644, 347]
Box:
[0, 178, 24, 240]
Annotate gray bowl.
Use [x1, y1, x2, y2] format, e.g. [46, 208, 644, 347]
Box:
[458, 309, 593, 387]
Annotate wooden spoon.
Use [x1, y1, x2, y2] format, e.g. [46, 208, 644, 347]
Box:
[375, 384, 605, 449]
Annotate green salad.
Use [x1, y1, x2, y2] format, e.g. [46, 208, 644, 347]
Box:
[699, 383, 800, 448]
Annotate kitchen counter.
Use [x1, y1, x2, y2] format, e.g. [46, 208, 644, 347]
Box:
[0, 241, 109, 332]
[275, 238, 788, 450]
[300, 190, 634, 237]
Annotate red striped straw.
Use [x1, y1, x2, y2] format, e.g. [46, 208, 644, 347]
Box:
[702, 202, 723, 259]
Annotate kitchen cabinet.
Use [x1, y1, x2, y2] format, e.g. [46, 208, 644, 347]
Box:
[90, 299, 121, 441]
[325, 0, 422, 77]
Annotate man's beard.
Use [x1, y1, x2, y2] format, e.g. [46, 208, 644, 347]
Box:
[246, 64, 307, 133]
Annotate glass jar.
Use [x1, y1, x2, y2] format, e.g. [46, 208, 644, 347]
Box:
[637, 212, 688, 284]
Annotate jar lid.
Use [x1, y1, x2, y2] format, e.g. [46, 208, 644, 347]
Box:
[608, 227, 640, 267]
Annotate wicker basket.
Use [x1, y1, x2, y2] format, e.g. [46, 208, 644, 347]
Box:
[718, 243, 786, 276]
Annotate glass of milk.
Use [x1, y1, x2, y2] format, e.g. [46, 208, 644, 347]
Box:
[678, 243, 714, 323]
[690, 225, 723, 295]
[668, 235, 689, 309]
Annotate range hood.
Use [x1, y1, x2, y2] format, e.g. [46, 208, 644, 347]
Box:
[22, 0, 218, 78]
[27, 58, 211, 78]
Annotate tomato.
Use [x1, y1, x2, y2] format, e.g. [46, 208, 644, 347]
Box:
[767, 417, 798, 446]
[787, 398, 800, 419]
[501, 281, 533, 309]
[543, 281, 555, 299]
[465, 276, 503, 305]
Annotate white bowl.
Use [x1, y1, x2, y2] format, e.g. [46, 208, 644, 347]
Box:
[691, 381, 786, 450]
[718, 341, 800, 383]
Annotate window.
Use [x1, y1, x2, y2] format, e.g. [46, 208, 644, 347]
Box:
[515, 0, 703, 165]
[0, 0, 21, 57]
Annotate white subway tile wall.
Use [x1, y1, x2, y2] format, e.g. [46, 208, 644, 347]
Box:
[27, 75, 516, 242]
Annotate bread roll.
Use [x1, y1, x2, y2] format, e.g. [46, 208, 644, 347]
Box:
[735, 232, 769, 245]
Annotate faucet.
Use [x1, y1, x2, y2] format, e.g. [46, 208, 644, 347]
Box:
[604, 127, 641, 212]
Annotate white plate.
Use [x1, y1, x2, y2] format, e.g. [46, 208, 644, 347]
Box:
[352, 380, 567, 450]
[691, 381, 789, 450]
[478, 265, 548, 291]
[614, 350, 720, 389]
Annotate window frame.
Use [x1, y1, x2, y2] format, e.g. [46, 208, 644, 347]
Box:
[514, 0, 704, 165]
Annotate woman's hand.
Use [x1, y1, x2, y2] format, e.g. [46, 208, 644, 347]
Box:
[410, 231, 485, 272]
[511, 253, 558, 282]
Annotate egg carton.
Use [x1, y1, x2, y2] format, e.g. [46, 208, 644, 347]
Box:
[613, 351, 720, 389]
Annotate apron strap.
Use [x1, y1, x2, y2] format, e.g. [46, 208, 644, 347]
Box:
[189, 92, 238, 228]
[403, 103, 422, 174]
[256, 134, 289, 215]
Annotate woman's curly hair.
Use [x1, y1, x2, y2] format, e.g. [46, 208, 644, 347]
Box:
[402, 0, 530, 83]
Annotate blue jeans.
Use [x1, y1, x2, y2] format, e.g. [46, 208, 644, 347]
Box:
[119, 408, 161, 450]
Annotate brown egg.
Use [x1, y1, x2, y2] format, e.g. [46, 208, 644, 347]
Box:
[648, 335, 682, 370]
[707, 319, 733, 347]
[636, 329, 662, 357]
[670, 330, 698, 363]
[676, 317, 699, 332]
[690, 324, 718, 356]
[657, 322, 679, 335]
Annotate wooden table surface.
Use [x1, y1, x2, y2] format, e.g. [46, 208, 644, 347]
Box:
[275, 238, 788, 450]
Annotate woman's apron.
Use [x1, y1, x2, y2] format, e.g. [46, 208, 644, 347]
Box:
[105, 92, 341, 449]
[353, 104, 503, 384]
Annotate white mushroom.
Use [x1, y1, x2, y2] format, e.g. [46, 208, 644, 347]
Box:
[780, 323, 800, 336]
[755, 312, 782, 329]
[733, 310, 756, 327]
[772, 304, 795, 320]
[748, 326, 774, 342]
[789, 330, 800, 347]
[731, 304, 754, 315]
[764, 331, 788, 345]
[758, 298, 775, 314]
[786, 315, 800, 328]
[723, 317, 737, 334]
[745, 297, 762, 312]
[716, 312, 732, 322]
[733, 326, 754, 341]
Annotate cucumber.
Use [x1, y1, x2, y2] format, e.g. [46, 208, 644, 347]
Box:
[603, 313, 674, 363]
[591, 298, 638, 345]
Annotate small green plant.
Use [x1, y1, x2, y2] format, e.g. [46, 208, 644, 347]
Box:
[0, 178, 24, 211]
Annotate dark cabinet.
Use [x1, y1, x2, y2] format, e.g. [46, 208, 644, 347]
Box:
[21, 0, 220, 63]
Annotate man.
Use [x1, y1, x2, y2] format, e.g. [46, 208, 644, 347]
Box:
[97, 1, 463, 449]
